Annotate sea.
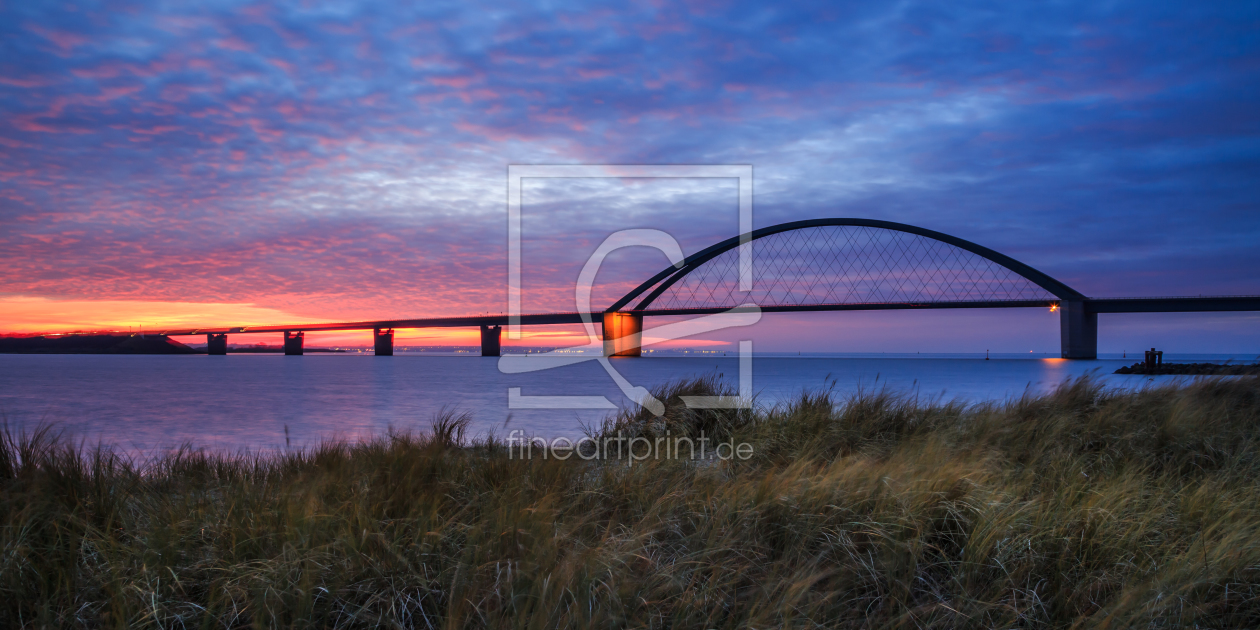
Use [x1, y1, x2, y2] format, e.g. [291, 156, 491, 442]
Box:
[0, 352, 1250, 454]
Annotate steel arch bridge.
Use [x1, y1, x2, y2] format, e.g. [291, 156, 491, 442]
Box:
[599, 218, 1097, 357]
[609, 218, 1083, 313]
[137, 218, 1260, 359]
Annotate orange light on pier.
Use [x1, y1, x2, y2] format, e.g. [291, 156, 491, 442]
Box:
[1049, 303, 1059, 313]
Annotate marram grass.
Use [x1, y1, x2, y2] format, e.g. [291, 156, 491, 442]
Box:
[2, 375, 1259, 628]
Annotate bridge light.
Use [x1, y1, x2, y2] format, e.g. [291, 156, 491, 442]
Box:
[1050, 303, 1059, 313]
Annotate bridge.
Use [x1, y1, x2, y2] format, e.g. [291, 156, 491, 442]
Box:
[148, 219, 1259, 359]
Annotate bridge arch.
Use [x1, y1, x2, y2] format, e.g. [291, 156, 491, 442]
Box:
[608, 218, 1086, 313]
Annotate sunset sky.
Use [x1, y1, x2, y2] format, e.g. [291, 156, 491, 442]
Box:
[2, 1, 1258, 352]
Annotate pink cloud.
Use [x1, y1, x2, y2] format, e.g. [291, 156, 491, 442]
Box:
[576, 68, 615, 80]
[214, 36, 255, 53]
[430, 75, 479, 89]
[0, 75, 55, 87]
[269, 57, 295, 74]
[25, 23, 89, 54]
[131, 125, 181, 136]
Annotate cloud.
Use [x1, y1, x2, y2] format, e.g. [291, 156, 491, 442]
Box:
[0, 0, 1257, 350]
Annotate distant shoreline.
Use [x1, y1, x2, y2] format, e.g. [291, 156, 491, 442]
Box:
[0, 334, 346, 354]
[207, 347, 346, 353]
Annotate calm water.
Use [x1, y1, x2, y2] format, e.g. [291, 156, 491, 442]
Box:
[0, 353, 1239, 453]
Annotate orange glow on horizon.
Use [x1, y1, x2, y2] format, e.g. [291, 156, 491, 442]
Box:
[0, 296, 327, 334]
[0, 296, 732, 348]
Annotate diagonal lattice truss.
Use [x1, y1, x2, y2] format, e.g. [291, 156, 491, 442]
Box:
[638, 226, 1055, 310]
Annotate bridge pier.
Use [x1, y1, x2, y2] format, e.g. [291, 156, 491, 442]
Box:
[480, 325, 501, 357]
[603, 312, 643, 357]
[207, 333, 228, 355]
[284, 331, 304, 356]
[374, 328, 394, 356]
[1060, 301, 1097, 359]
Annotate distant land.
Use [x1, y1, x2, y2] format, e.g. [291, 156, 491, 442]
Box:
[0, 335, 345, 354]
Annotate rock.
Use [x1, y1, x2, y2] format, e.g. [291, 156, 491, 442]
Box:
[1113, 362, 1260, 376]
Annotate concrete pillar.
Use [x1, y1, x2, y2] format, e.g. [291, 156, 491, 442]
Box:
[480, 325, 501, 357]
[284, 331, 304, 356]
[374, 328, 394, 356]
[207, 333, 228, 355]
[603, 312, 643, 357]
[1060, 301, 1097, 359]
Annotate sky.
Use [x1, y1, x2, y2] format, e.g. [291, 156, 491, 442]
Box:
[1, 0, 1258, 353]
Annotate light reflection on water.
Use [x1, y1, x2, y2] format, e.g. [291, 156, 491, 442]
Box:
[0, 353, 1241, 453]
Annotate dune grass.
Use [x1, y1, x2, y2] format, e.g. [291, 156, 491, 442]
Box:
[2, 375, 1259, 628]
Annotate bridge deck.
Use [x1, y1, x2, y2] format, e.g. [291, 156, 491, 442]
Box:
[139, 296, 1260, 337]
[1085, 296, 1260, 313]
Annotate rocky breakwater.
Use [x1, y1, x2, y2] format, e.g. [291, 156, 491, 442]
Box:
[1115, 362, 1260, 375]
